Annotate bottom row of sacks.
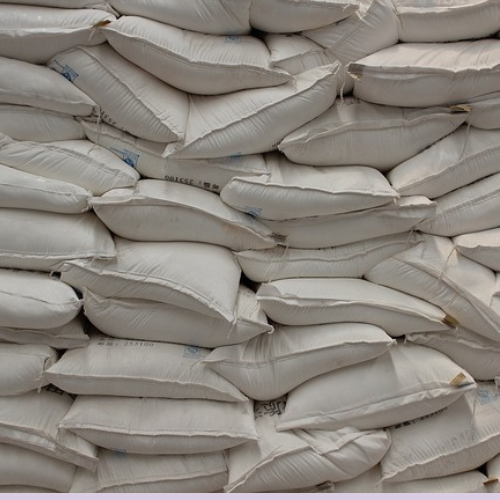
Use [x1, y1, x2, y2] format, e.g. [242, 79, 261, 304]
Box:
[1, 336, 500, 493]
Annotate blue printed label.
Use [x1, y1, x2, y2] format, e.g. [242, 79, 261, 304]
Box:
[110, 148, 139, 169]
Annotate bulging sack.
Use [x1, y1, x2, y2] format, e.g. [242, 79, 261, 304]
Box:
[350, 39, 500, 108]
[0, 442, 76, 493]
[256, 277, 452, 336]
[487, 454, 500, 483]
[407, 327, 500, 381]
[82, 121, 270, 192]
[225, 399, 391, 492]
[164, 64, 339, 159]
[0, 135, 139, 196]
[220, 153, 398, 220]
[0, 164, 91, 214]
[0, 106, 84, 142]
[0, 343, 57, 396]
[0, 387, 98, 470]
[416, 171, 500, 236]
[107, 0, 252, 35]
[380, 382, 500, 483]
[48, 44, 189, 143]
[59, 396, 259, 454]
[0, 269, 82, 330]
[335, 465, 498, 493]
[279, 98, 468, 171]
[0, 317, 89, 350]
[103, 16, 291, 95]
[392, 0, 500, 43]
[84, 285, 272, 348]
[235, 232, 424, 282]
[90, 179, 279, 251]
[303, 0, 398, 65]
[265, 34, 338, 75]
[454, 227, 500, 272]
[71, 449, 228, 493]
[0, 56, 98, 117]
[249, 0, 359, 33]
[0, 5, 114, 64]
[277, 341, 476, 432]
[45, 334, 248, 402]
[261, 196, 435, 249]
[0, 208, 115, 272]
[388, 126, 500, 199]
[204, 322, 395, 401]
[59, 237, 241, 322]
[365, 235, 500, 343]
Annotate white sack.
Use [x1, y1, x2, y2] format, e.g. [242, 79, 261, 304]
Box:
[260, 195, 435, 249]
[381, 382, 500, 482]
[46, 335, 247, 402]
[226, 399, 391, 492]
[82, 121, 269, 192]
[365, 235, 500, 343]
[0, 317, 89, 350]
[335, 465, 497, 493]
[0, 209, 115, 272]
[84, 286, 272, 349]
[220, 154, 398, 220]
[0, 443, 75, 492]
[416, 171, 500, 236]
[0, 270, 81, 330]
[59, 396, 258, 455]
[48, 45, 188, 143]
[108, 0, 252, 35]
[0, 0, 113, 10]
[204, 323, 395, 401]
[0, 106, 84, 142]
[388, 126, 500, 198]
[407, 327, 500, 381]
[265, 34, 338, 75]
[0, 5, 114, 64]
[454, 228, 500, 272]
[90, 179, 279, 251]
[350, 39, 500, 108]
[0, 344, 57, 396]
[103, 16, 291, 95]
[0, 56, 97, 117]
[303, 0, 398, 82]
[466, 91, 500, 129]
[164, 64, 339, 159]
[0, 388, 98, 470]
[487, 454, 500, 481]
[0, 487, 59, 493]
[278, 341, 476, 432]
[279, 98, 468, 171]
[392, 0, 500, 42]
[0, 135, 139, 196]
[256, 278, 452, 336]
[249, 0, 359, 33]
[235, 232, 424, 282]
[71, 449, 228, 493]
[0, 164, 91, 214]
[250, 0, 359, 33]
[59, 237, 240, 322]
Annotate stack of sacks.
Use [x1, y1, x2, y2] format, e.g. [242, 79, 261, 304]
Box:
[45, 331, 257, 493]
[0, 2, 128, 492]
[1, 0, 500, 494]
[38, 3, 389, 492]
[339, 0, 500, 491]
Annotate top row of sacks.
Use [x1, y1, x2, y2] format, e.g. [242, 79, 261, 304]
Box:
[2, 0, 500, 41]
